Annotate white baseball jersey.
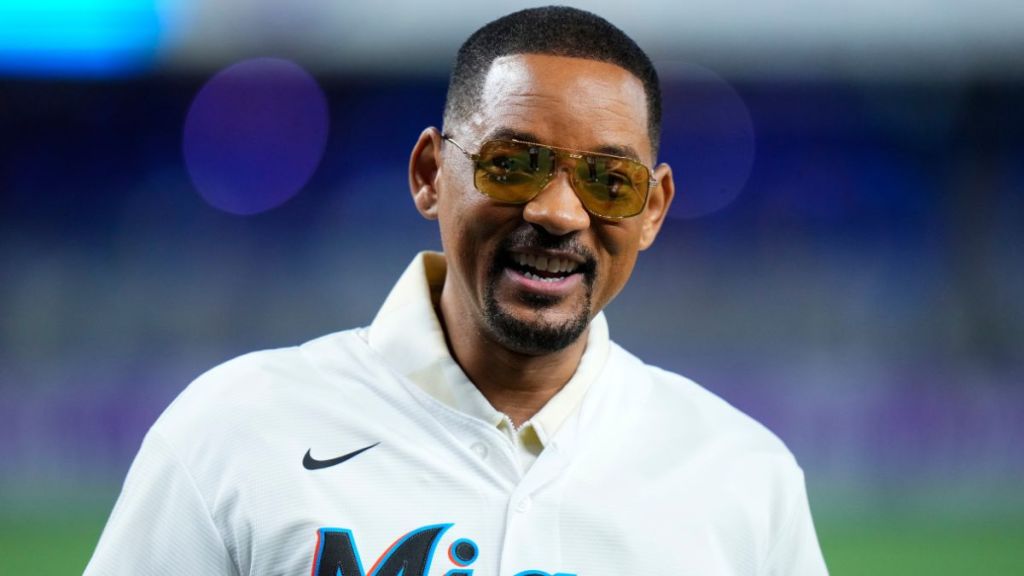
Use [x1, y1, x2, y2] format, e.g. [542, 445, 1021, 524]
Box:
[86, 253, 828, 576]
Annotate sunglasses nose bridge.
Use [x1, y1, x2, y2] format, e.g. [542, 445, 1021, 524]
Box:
[553, 148, 580, 169]
[545, 149, 583, 187]
[524, 166, 591, 234]
[536, 149, 605, 217]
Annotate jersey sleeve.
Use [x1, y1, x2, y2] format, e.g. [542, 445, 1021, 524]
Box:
[84, 429, 239, 576]
[762, 467, 830, 576]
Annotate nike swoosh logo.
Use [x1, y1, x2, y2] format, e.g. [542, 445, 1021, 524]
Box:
[303, 442, 380, 470]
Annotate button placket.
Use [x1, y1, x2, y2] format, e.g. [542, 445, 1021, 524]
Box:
[463, 431, 520, 483]
[470, 442, 488, 459]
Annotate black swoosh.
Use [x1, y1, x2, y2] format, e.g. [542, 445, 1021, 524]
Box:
[303, 442, 379, 470]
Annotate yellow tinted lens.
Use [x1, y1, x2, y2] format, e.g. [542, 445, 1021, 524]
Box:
[474, 140, 553, 203]
[573, 155, 648, 218]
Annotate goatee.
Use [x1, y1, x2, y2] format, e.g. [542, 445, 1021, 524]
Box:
[483, 227, 596, 355]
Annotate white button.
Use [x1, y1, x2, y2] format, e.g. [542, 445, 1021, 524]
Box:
[516, 496, 532, 513]
[470, 442, 488, 459]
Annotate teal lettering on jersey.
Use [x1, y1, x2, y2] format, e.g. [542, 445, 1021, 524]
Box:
[310, 524, 575, 576]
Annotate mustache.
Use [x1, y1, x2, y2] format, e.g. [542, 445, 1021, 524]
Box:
[495, 226, 597, 274]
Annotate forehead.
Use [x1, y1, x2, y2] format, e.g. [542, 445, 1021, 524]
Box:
[470, 53, 651, 162]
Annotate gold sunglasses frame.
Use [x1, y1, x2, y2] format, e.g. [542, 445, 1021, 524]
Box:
[442, 134, 658, 220]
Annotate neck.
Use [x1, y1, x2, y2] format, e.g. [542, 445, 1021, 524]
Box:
[438, 292, 588, 428]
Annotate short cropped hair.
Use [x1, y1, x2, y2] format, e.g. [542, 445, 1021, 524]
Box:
[443, 6, 662, 156]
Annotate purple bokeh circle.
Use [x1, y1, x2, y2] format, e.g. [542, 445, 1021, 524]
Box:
[661, 63, 755, 219]
[183, 57, 329, 215]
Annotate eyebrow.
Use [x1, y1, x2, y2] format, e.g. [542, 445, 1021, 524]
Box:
[482, 127, 644, 163]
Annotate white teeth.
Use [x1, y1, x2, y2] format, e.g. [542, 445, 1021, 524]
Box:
[524, 271, 560, 283]
[511, 253, 579, 274]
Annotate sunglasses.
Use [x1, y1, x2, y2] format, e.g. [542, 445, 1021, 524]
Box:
[442, 135, 657, 220]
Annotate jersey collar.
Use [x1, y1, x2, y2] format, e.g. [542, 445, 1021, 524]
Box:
[366, 251, 610, 446]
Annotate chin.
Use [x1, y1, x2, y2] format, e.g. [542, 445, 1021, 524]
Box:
[482, 292, 591, 355]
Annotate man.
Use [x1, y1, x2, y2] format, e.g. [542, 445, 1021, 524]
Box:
[87, 7, 827, 575]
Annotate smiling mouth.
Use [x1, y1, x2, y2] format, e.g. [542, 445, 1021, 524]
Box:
[507, 252, 582, 283]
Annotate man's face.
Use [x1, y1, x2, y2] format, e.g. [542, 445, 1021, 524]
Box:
[429, 54, 672, 355]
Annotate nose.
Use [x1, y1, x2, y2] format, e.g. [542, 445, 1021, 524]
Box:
[522, 172, 591, 235]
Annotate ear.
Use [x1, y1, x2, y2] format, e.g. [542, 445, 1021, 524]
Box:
[638, 162, 676, 250]
[409, 127, 444, 220]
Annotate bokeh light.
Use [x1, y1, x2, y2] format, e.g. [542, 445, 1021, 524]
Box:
[182, 57, 329, 216]
[660, 63, 756, 219]
[0, 0, 173, 77]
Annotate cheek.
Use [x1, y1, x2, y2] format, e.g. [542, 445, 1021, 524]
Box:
[594, 225, 643, 297]
[596, 221, 641, 261]
[436, 185, 511, 281]
[435, 173, 477, 250]
[439, 193, 484, 251]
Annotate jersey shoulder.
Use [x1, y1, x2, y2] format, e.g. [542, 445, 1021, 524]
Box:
[150, 328, 372, 450]
[607, 343, 797, 463]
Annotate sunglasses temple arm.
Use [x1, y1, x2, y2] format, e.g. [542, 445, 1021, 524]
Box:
[442, 134, 476, 160]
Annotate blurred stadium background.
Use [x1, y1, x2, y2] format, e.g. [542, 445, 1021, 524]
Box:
[1, 1, 1022, 573]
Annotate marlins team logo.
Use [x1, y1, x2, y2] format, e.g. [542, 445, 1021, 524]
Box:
[311, 524, 574, 576]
